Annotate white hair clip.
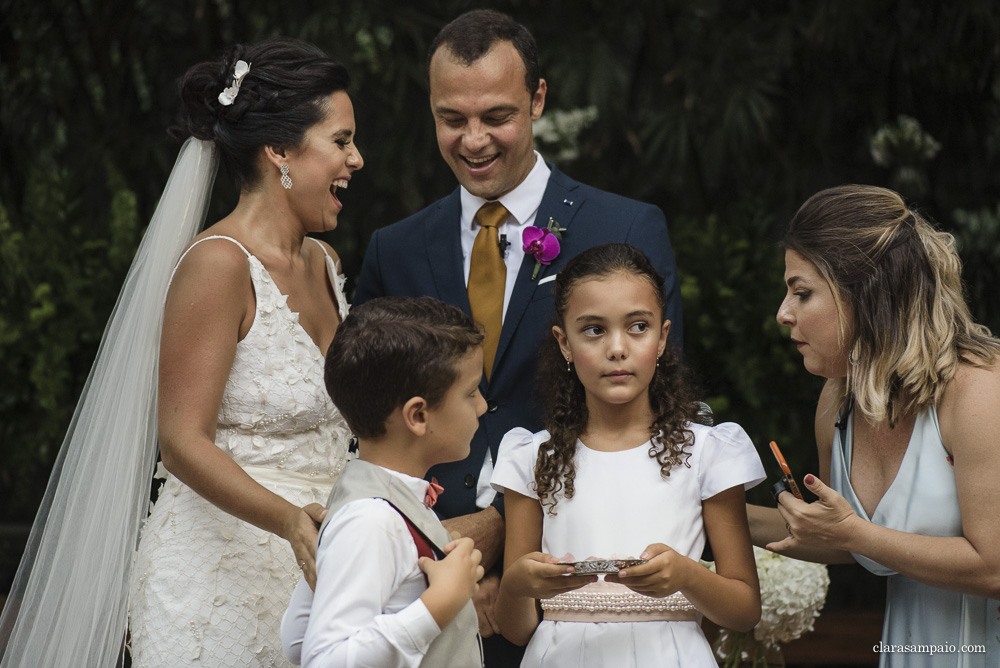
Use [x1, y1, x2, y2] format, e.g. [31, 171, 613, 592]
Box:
[218, 60, 251, 106]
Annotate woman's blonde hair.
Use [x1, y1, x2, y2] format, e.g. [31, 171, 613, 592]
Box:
[785, 185, 999, 424]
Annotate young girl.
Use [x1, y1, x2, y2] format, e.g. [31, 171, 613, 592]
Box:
[491, 243, 765, 667]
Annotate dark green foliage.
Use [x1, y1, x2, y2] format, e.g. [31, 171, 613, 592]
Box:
[675, 202, 826, 504]
[2, 0, 999, 590]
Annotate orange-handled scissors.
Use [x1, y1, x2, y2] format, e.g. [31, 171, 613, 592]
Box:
[769, 440, 803, 500]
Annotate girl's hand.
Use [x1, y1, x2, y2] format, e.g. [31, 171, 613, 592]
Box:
[605, 543, 691, 597]
[284, 503, 327, 590]
[502, 552, 597, 600]
[768, 474, 861, 553]
[419, 537, 484, 628]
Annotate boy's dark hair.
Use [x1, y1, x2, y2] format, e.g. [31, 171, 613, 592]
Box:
[427, 9, 541, 96]
[325, 297, 484, 439]
[535, 243, 699, 513]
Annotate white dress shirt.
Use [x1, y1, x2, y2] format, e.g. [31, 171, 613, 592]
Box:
[459, 151, 551, 509]
[281, 468, 441, 668]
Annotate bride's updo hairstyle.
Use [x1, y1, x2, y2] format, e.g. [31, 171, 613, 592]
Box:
[785, 185, 1000, 425]
[533, 243, 698, 514]
[170, 37, 349, 191]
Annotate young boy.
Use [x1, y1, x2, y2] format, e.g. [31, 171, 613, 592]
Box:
[281, 296, 486, 668]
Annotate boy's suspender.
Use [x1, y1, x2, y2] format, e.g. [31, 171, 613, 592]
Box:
[403, 515, 437, 561]
[385, 501, 446, 586]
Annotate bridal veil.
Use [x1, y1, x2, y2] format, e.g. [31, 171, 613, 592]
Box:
[0, 138, 218, 666]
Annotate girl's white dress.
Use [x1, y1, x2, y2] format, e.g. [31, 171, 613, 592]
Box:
[491, 422, 765, 668]
[128, 237, 354, 667]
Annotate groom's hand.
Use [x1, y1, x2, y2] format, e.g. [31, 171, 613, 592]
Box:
[473, 568, 501, 637]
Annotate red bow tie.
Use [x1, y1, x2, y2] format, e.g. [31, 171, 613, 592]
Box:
[424, 478, 444, 508]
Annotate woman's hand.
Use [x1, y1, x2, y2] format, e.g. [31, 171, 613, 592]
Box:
[768, 473, 861, 553]
[283, 503, 327, 590]
[501, 552, 597, 600]
[605, 543, 692, 597]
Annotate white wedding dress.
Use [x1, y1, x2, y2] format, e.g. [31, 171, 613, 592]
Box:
[129, 235, 353, 667]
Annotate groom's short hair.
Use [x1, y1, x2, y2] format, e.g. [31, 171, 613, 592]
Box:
[325, 296, 484, 439]
[427, 9, 540, 96]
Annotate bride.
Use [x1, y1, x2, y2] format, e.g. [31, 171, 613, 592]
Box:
[0, 37, 360, 667]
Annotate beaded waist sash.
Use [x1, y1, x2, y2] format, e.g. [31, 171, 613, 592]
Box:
[241, 464, 338, 488]
[541, 580, 698, 623]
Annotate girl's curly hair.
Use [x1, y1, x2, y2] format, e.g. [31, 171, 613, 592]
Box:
[534, 243, 700, 514]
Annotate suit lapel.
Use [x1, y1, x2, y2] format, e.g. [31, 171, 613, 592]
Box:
[491, 166, 582, 376]
[425, 190, 471, 315]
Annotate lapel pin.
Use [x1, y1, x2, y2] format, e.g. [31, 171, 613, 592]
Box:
[563, 199, 574, 206]
[498, 234, 510, 257]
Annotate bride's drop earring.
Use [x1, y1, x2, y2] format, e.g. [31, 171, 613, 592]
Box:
[565, 358, 572, 372]
[280, 163, 293, 189]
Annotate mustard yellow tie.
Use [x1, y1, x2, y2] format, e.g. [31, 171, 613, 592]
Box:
[468, 202, 509, 380]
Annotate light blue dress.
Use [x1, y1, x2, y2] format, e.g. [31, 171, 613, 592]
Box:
[830, 404, 1000, 668]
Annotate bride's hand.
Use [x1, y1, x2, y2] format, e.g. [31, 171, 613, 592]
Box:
[284, 503, 327, 590]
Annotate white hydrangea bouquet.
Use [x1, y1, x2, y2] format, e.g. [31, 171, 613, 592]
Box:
[706, 546, 830, 667]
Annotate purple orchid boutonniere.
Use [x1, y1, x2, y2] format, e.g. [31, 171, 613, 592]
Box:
[524, 217, 566, 280]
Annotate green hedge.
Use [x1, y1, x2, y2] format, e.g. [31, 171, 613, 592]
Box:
[3, 0, 999, 593]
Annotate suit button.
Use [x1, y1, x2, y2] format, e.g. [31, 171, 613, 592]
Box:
[464, 474, 476, 488]
[487, 400, 498, 413]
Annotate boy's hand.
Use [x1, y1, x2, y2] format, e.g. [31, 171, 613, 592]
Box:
[605, 542, 691, 597]
[419, 537, 484, 629]
[502, 552, 597, 600]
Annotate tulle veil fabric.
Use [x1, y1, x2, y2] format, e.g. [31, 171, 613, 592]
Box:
[0, 138, 218, 666]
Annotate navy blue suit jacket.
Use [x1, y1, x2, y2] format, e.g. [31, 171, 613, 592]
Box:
[353, 165, 683, 521]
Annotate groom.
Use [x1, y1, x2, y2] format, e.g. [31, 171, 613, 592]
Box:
[353, 9, 682, 664]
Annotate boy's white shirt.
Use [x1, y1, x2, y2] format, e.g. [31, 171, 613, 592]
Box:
[280, 466, 442, 668]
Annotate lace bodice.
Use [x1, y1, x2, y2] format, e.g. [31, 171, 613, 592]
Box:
[210, 238, 352, 474]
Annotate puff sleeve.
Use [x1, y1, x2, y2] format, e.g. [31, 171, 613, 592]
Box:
[696, 422, 767, 500]
[490, 427, 549, 500]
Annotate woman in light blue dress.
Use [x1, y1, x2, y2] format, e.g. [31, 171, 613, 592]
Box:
[749, 185, 1000, 667]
